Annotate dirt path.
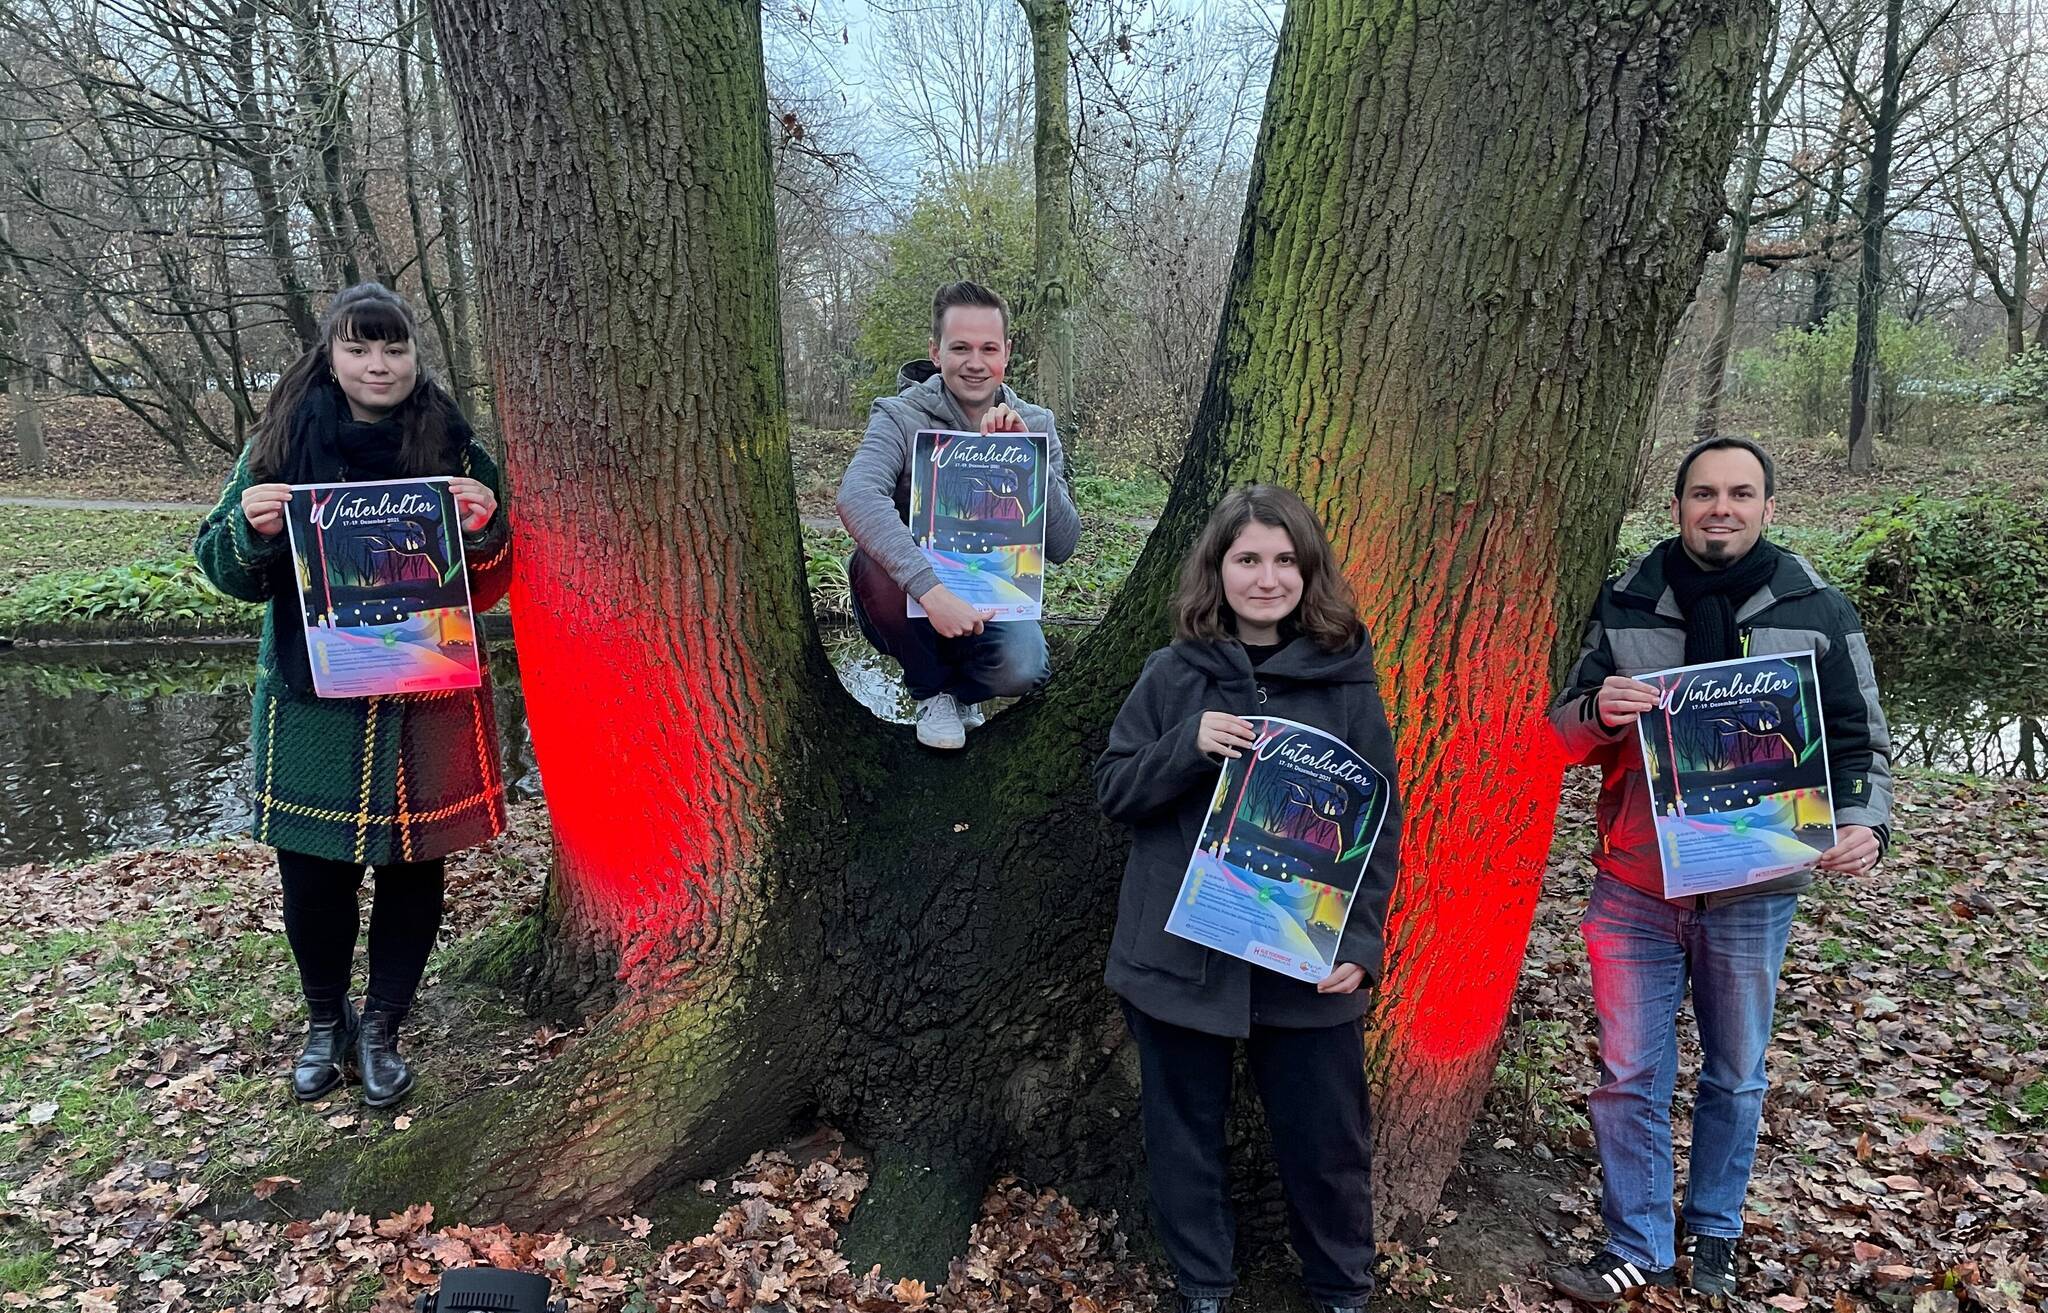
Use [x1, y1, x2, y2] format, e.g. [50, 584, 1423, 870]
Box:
[1, 494, 211, 513]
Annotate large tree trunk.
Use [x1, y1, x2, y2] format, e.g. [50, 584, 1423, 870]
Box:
[340, 0, 1767, 1279]
[1020, 0, 1076, 420]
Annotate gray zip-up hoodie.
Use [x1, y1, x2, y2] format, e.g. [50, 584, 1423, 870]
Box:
[835, 360, 1082, 601]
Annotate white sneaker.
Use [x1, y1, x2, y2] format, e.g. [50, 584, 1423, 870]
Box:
[960, 702, 986, 730]
[916, 693, 967, 750]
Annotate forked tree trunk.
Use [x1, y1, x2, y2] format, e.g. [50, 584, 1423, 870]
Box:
[340, 0, 1768, 1278]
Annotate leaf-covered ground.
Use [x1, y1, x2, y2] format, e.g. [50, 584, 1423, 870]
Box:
[1, 772, 2042, 1311]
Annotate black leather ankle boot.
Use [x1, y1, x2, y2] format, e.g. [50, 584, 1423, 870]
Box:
[356, 1008, 415, 1109]
[292, 997, 358, 1101]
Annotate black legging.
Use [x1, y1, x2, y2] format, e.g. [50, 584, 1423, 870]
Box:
[277, 850, 445, 1018]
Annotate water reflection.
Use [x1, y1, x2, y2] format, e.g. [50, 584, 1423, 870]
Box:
[0, 627, 2037, 867]
[1870, 631, 2048, 779]
[0, 642, 540, 867]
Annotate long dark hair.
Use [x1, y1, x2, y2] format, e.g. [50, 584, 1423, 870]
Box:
[249, 283, 458, 480]
[1173, 484, 1362, 653]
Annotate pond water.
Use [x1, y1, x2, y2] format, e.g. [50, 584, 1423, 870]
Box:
[0, 629, 2038, 867]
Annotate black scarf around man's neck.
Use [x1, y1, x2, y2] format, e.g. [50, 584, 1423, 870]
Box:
[1661, 536, 1781, 666]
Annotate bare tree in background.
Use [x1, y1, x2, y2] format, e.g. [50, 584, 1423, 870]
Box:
[1695, 4, 1823, 440]
[0, 0, 490, 467]
[1809, 0, 1975, 471]
[1939, 4, 2047, 360]
[868, 0, 1032, 186]
[768, 53, 889, 427]
[0, 207, 45, 472]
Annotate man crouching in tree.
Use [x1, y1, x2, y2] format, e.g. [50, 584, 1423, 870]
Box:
[1545, 437, 1894, 1305]
[835, 280, 1081, 750]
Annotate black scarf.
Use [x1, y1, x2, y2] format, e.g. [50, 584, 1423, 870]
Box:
[1661, 536, 1781, 666]
[266, 382, 465, 694]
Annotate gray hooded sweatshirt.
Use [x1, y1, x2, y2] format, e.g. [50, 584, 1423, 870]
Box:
[835, 360, 1082, 601]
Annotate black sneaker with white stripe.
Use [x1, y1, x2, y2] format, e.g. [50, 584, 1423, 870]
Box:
[1687, 1234, 1737, 1300]
[1549, 1250, 1678, 1304]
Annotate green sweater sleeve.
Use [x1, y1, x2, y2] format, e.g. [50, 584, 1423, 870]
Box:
[192, 450, 286, 602]
[458, 442, 516, 611]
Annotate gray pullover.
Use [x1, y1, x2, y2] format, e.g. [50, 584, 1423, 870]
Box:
[835, 360, 1082, 600]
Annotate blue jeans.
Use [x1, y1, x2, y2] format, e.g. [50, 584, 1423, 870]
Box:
[1579, 876, 1798, 1271]
[848, 550, 1049, 703]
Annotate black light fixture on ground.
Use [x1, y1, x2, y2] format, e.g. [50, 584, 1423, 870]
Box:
[414, 1267, 565, 1313]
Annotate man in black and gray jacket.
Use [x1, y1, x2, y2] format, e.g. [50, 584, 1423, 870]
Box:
[835, 280, 1081, 750]
[1545, 437, 1893, 1306]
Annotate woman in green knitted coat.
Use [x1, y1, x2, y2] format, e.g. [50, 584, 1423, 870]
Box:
[195, 283, 514, 1110]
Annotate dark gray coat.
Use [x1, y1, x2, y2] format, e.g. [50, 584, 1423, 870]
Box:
[1547, 540, 1893, 904]
[1094, 634, 1404, 1038]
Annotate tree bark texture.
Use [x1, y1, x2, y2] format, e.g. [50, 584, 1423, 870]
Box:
[350, 0, 1769, 1278]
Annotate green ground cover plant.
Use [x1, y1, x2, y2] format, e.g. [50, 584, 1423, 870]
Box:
[0, 506, 198, 596]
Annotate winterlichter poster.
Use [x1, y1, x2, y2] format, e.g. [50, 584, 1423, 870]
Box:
[1167, 717, 1392, 981]
[904, 429, 1047, 622]
[284, 477, 482, 698]
[1635, 650, 1837, 898]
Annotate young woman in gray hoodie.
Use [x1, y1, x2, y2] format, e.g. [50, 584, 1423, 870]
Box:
[1094, 485, 1403, 1313]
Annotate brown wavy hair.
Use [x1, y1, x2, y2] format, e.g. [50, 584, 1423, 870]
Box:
[1173, 484, 1361, 652]
[249, 283, 457, 481]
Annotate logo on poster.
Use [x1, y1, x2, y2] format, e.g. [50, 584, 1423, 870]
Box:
[1257, 731, 1377, 789]
[1662, 668, 1794, 714]
[936, 439, 1033, 469]
[317, 489, 437, 531]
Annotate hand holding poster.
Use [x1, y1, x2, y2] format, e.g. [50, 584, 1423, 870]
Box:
[1634, 651, 1836, 898]
[1166, 717, 1392, 981]
[284, 477, 482, 698]
[905, 429, 1048, 621]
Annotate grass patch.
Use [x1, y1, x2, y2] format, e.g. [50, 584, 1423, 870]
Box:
[0, 1238, 55, 1294]
[1048, 518, 1146, 618]
[0, 504, 199, 598]
[1070, 469, 1168, 520]
[0, 911, 296, 1179]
